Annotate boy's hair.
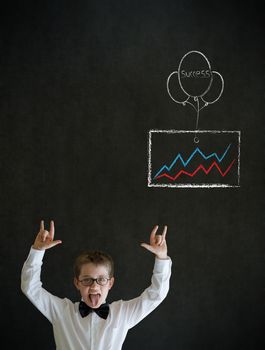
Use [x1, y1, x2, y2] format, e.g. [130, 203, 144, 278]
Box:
[74, 250, 114, 278]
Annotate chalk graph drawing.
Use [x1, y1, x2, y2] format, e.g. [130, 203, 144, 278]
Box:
[148, 130, 240, 188]
[148, 51, 241, 188]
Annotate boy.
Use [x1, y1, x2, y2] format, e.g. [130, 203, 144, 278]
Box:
[21, 220, 172, 350]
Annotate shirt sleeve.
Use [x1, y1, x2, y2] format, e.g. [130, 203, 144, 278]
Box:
[119, 257, 172, 329]
[21, 247, 63, 323]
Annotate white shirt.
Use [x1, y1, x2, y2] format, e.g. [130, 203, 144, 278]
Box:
[21, 248, 172, 350]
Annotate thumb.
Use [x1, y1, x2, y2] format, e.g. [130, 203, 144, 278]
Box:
[140, 243, 155, 254]
[47, 240, 62, 249]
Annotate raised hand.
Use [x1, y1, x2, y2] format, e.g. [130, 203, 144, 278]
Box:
[141, 225, 168, 260]
[33, 220, 62, 250]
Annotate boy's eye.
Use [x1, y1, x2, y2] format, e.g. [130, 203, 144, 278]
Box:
[97, 277, 107, 284]
[81, 278, 94, 286]
[82, 278, 93, 285]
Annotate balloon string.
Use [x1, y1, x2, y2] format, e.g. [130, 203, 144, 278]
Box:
[194, 98, 200, 143]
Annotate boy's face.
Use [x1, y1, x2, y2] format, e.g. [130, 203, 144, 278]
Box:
[74, 263, 114, 309]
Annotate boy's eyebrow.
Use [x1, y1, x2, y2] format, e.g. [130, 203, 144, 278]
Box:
[79, 274, 108, 278]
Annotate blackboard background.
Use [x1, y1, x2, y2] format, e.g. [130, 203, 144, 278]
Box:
[1, 1, 264, 349]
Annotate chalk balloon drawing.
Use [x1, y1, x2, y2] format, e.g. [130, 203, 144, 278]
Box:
[167, 51, 224, 143]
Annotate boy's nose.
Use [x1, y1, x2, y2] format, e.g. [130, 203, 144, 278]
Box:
[90, 280, 98, 287]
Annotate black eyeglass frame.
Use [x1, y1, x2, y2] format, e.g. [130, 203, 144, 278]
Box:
[78, 277, 111, 286]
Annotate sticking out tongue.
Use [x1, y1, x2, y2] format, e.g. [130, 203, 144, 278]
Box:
[89, 294, 100, 307]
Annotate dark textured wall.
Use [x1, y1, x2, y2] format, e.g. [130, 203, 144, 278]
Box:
[1, 1, 264, 349]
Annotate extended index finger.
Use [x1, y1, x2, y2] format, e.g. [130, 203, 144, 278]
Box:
[40, 220, 44, 232]
[150, 225, 159, 243]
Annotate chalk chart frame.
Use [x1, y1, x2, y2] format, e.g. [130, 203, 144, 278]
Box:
[148, 130, 241, 188]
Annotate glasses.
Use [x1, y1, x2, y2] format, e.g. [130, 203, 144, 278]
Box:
[78, 277, 111, 286]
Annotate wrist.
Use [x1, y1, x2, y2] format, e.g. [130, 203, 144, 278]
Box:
[156, 254, 168, 260]
[32, 244, 44, 251]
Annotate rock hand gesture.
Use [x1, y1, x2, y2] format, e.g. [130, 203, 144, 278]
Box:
[33, 220, 62, 250]
[141, 225, 168, 260]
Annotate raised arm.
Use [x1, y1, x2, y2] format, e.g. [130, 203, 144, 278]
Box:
[21, 220, 63, 322]
[113, 225, 171, 330]
[33, 220, 62, 250]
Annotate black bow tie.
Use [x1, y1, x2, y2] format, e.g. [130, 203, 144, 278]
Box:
[79, 301, 109, 320]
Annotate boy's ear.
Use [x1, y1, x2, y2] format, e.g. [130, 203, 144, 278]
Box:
[109, 277, 115, 290]
[74, 277, 79, 290]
